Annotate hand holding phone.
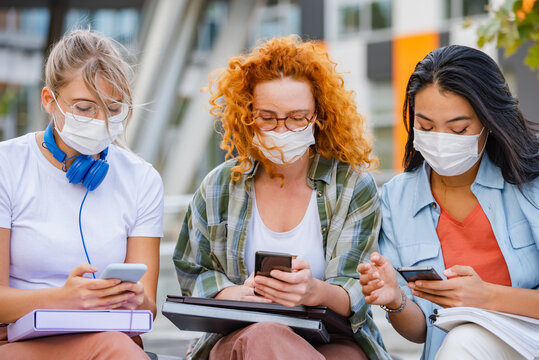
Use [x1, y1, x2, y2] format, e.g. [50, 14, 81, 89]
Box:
[397, 266, 442, 282]
[99, 263, 147, 283]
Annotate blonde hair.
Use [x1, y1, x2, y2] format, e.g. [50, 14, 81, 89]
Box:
[45, 29, 133, 146]
[208, 36, 378, 182]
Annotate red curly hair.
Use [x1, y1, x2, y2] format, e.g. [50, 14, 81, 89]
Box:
[207, 35, 378, 182]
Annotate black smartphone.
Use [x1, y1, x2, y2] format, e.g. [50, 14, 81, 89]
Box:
[255, 251, 293, 277]
[254, 251, 293, 296]
[396, 266, 443, 282]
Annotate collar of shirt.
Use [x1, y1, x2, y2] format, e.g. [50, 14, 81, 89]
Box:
[242, 152, 334, 188]
[412, 153, 504, 217]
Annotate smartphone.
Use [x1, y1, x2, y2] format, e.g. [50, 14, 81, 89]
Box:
[99, 263, 147, 283]
[396, 266, 442, 282]
[255, 251, 294, 277]
[254, 251, 294, 296]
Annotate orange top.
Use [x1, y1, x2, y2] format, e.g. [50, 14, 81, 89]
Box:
[436, 201, 512, 286]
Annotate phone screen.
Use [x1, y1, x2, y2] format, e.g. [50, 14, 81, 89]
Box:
[100, 263, 147, 283]
[255, 251, 292, 277]
[397, 266, 442, 282]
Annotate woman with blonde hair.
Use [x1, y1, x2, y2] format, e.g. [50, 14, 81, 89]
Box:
[174, 36, 389, 360]
[0, 30, 163, 359]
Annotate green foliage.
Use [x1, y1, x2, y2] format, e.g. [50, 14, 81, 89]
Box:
[0, 88, 17, 115]
[477, 0, 539, 76]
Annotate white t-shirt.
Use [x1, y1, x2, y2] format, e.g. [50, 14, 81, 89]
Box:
[0, 133, 164, 289]
[245, 189, 325, 280]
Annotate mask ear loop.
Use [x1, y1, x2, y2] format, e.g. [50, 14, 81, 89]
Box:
[478, 127, 489, 155]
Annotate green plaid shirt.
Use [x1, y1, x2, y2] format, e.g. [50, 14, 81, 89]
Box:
[173, 154, 390, 360]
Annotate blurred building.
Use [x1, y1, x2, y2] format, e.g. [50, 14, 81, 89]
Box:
[2, 0, 538, 200]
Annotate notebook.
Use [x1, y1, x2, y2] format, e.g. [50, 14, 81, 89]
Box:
[162, 295, 353, 344]
[432, 307, 539, 360]
[7, 309, 153, 342]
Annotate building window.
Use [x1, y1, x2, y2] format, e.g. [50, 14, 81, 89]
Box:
[369, 80, 394, 170]
[443, 0, 452, 19]
[443, 0, 488, 19]
[371, 0, 391, 30]
[196, 1, 228, 53]
[339, 5, 362, 36]
[249, 1, 301, 47]
[64, 8, 141, 48]
[331, 0, 393, 40]
[462, 0, 488, 17]
[373, 125, 393, 170]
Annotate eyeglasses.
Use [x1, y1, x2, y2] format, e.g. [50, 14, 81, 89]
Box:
[253, 111, 317, 132]
[55, 94, 129, 123]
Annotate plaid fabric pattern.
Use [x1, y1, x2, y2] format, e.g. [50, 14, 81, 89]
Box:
[173, 154, 390, 359]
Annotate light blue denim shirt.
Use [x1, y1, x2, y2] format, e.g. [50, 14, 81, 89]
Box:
[379, 153, 539, 360]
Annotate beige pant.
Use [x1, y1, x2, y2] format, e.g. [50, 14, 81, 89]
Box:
[209, 322, 367, 360]
[435, 323, 526, 360]
[0, 326, 149, 359]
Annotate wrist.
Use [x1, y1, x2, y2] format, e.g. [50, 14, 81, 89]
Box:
[310, 279, 325, 306]
[483, 282, 498, 311]
[48, 286, 66, 309]
[380, 288, 407, 314]
[215, 285, 238, 300]
[387, 287, 404, 309]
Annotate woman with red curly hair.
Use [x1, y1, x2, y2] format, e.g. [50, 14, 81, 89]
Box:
[174, 36, 389, 360]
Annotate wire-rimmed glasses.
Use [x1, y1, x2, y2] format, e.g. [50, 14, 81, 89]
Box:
[56, 94, 129, 123]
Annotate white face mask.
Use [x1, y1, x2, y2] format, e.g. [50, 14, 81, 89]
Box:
[253, 123, 315, 164]
[52, 94, 124, 155]
[413, 127, 487, 176]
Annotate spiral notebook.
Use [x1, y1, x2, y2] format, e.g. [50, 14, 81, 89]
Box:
[7, 309, 153, 342]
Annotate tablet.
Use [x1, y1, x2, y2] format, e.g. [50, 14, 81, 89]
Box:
[163, 295, 353, 341]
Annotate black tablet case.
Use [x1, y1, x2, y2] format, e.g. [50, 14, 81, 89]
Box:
[162, 295, 353, 344]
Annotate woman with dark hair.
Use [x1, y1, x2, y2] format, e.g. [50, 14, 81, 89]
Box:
[358, 45, 538, 360]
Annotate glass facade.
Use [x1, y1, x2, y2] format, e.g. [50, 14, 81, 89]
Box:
[0, 6, 143, 141]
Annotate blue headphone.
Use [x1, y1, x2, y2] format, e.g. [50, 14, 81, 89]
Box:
[43, 123, 109, 191]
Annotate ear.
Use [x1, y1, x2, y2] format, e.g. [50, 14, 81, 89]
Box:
[42, 87, 55, 115]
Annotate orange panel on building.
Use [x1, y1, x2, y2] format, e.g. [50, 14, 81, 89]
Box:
[392, 33, 439, 171]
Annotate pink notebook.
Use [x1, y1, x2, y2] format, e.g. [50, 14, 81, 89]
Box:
[7, 309, 153, 342]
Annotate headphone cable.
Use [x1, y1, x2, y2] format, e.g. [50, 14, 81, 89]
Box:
[78, 189, 96, 279]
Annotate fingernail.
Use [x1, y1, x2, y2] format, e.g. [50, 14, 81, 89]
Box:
[416, 281, 422, 286]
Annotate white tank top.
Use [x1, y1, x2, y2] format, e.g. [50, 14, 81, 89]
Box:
[244, 189, 325, 280]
